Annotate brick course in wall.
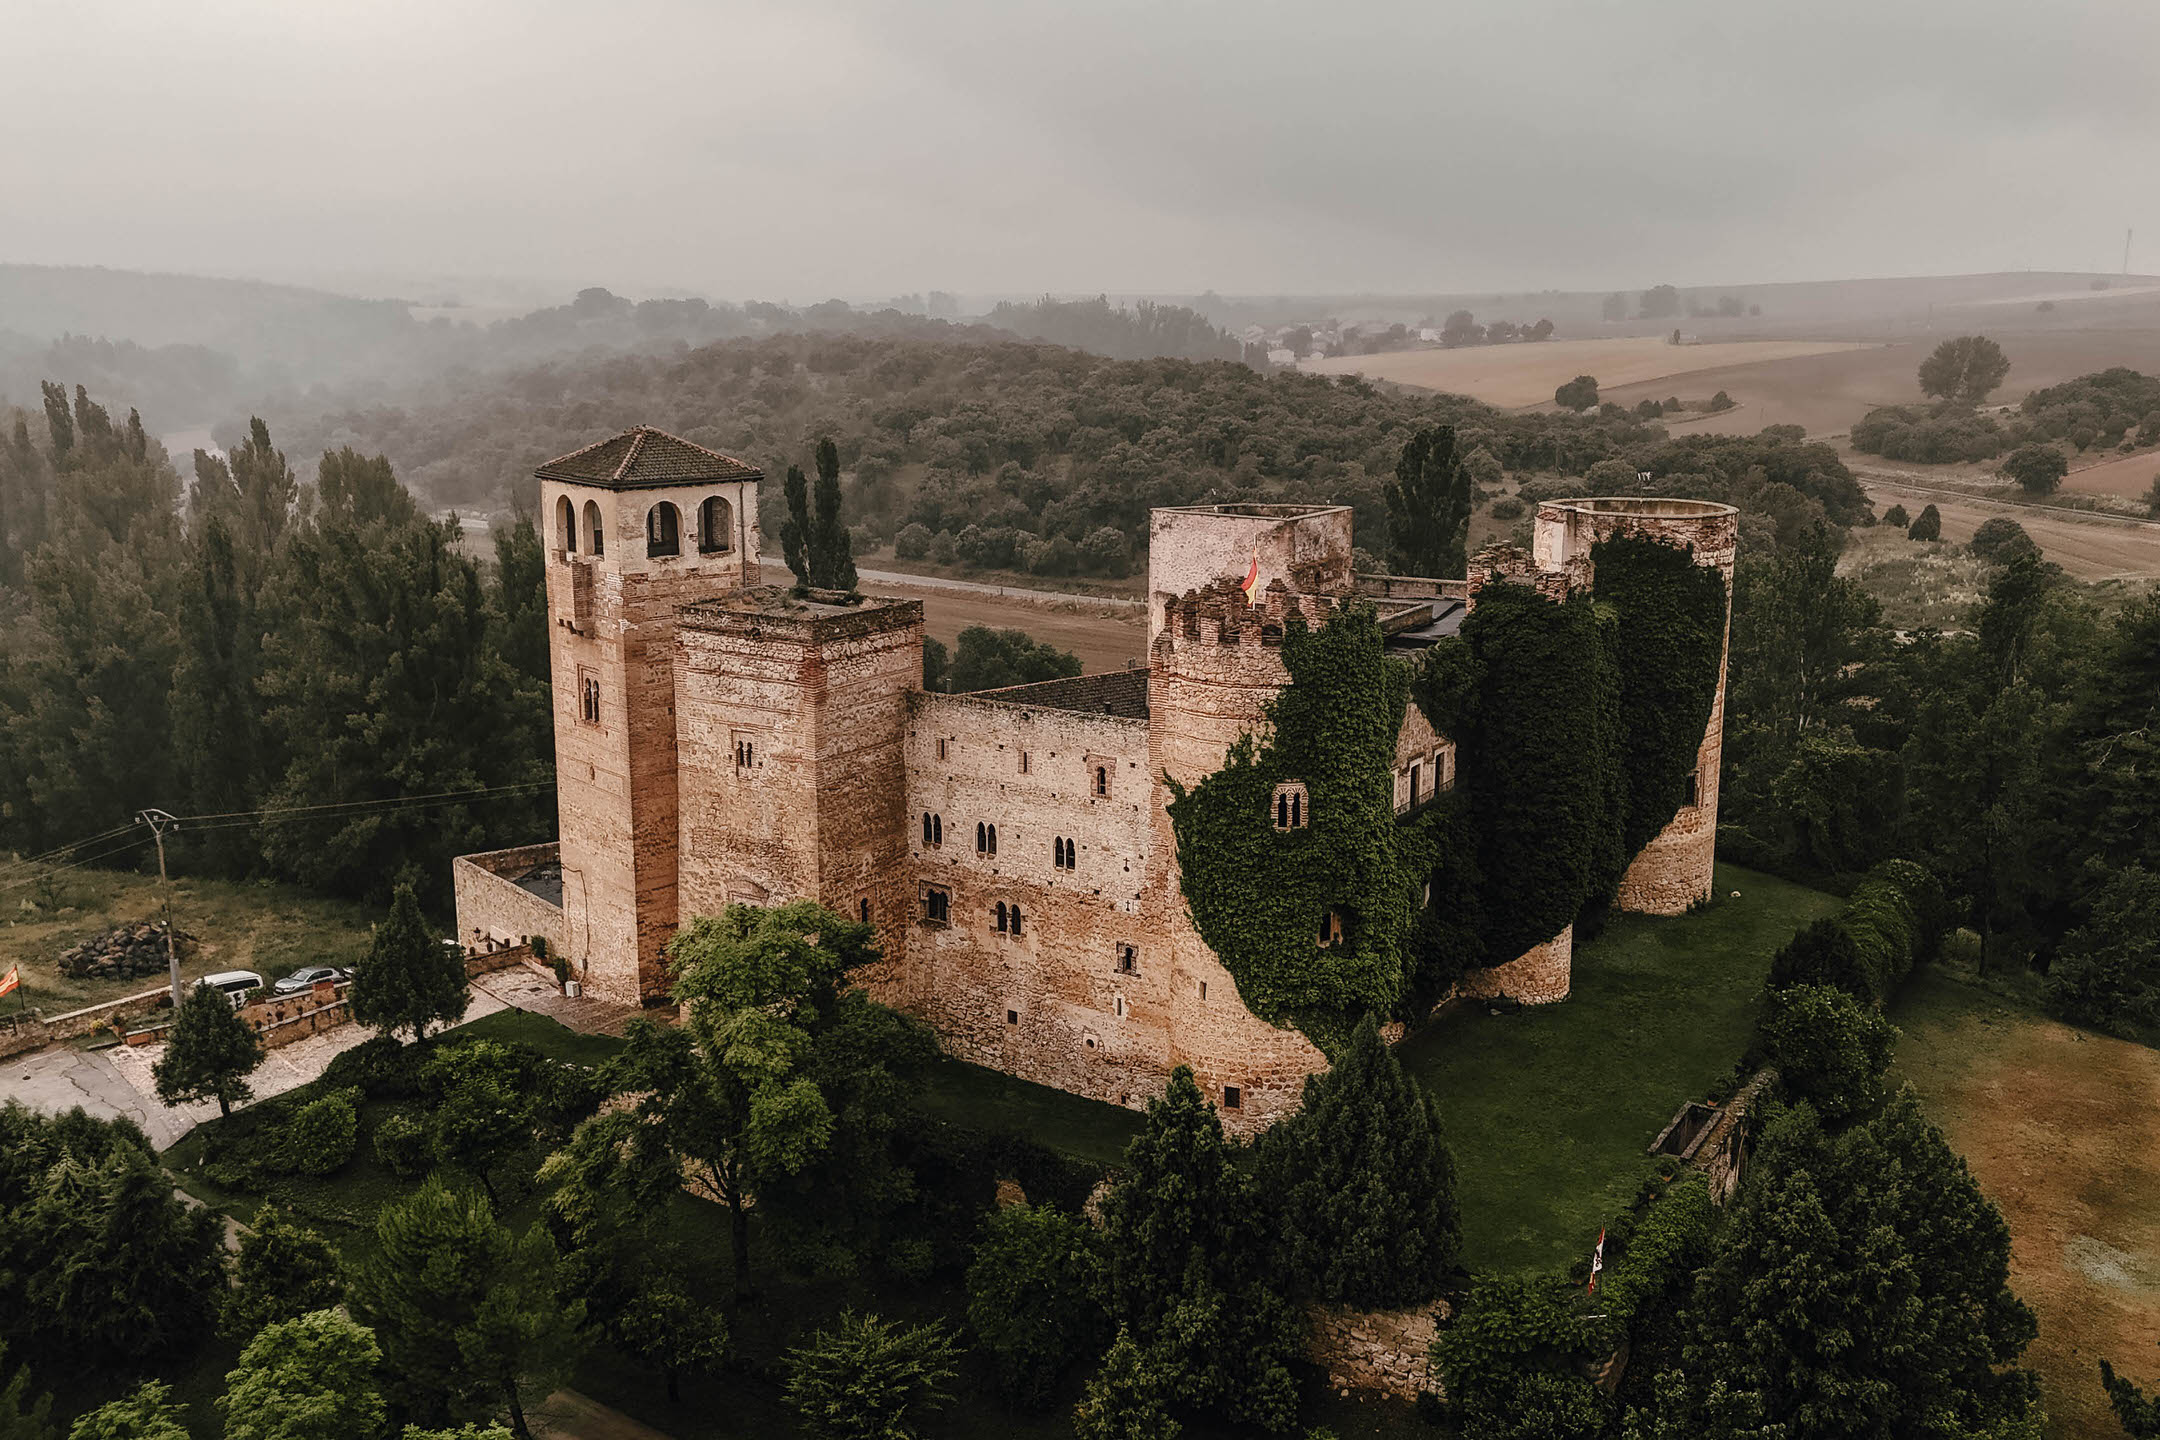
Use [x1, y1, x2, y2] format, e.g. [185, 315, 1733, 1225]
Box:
[457, 433, 1735, 1132]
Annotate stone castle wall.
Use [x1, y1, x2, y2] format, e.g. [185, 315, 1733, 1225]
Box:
[1460, 925, 1574, 1005]
[451, 843, 566, 956]
[1306, 1302, 1448, 1399]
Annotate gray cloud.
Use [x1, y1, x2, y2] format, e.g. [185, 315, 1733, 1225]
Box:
[4, 0, 2154, 298]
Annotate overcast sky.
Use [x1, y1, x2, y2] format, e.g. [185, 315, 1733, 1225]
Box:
[7, 0, 2157, 301]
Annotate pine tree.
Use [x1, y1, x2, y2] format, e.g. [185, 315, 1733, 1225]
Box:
[1073, 1328, 1180, 1440]
[1098, 1067, 1301, 1433]
[1256, 1015, 1460, 1308]
[170, 517, 263, 874]
[810, 438, 857, 591]
[222, 1207, 344, 1342]
[152, 980, 265, 1117]
[1383, 426, 1473, 579]
[350, 1177, 583, 1439]
[350, 885, 467, 1043]
[0, 1343, 51, 1440]
[217, 1309, 386, 1440]
[2101, 1359, 2160, 1438]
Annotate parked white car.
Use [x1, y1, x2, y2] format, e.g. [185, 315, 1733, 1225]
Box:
[196, 970, 265, 1008]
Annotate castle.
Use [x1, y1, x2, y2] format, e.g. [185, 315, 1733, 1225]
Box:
[453, 425, 1736, 1132]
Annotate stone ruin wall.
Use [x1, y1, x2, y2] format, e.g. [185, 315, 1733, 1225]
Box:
[904, 690, 1166, 1108]
[1306, 1301, 1449, 1400]
[451, 843, 567, 957]
[1459, 925, 1574, 1005]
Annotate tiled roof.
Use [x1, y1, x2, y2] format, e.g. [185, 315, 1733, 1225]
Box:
[970, 668, 1150, 720]
[533, 426, 762, 489]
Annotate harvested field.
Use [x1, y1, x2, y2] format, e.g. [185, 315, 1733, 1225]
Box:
[1858, 478, 2160, 582]
[1305, 336, 1872, 409]
[2064, 448, 2160, 500]
[854, 576, 1147, 675]
[1894, 975, 2160, 1440]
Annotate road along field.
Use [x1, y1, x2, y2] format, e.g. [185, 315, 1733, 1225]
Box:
[1894, 976, 2160, 1440]
[1858, 476, 2160, 583]
[1304, 337, 1873, 409]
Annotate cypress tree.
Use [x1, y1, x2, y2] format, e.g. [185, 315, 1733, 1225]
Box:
[811, 437, 858, 591]
[1098, 1067, 1300, 1433]
[1256, 1015, 1460, 1308]
[351, 884, 467, 1043]
[780, 464, 812, 589]
[152, 979, 265, 1118]
[1383, 426, 1473, 580]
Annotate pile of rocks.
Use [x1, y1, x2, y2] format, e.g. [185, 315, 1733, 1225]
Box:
[57, 923, 196, 981]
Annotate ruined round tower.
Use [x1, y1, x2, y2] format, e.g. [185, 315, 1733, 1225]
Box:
[1533, 497, 1739, 914]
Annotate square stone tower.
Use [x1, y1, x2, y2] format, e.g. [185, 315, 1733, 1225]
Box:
[537, 427, 763, 1005]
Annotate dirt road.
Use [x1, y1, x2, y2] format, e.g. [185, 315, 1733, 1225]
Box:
[1858, 475, 2160, 582]
[850, 575, 1148, 674]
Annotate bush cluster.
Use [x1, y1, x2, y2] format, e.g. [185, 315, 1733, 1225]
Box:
[1851, 404, 2008, 463]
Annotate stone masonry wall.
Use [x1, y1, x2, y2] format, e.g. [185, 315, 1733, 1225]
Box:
[1306, 1302, 1447, 1399]
[1460, 925, 1573, 1005]
[451, 843, 566, 956]
[905, 690, 1161, 1108]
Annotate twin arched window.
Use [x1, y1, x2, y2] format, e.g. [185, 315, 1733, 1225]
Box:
[995, 901, 1024, 936]
[699, 495, 733, 554]
[1053, 837, 1076, 870]
[646, 501, 680, 558]
[580, 677, 601, 724]
[922, 813, 944, 848]
[1273, 782, 1309, 830]
[976, 822, 998, 856]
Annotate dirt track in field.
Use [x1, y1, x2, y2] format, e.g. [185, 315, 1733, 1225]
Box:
[1305, 336, 1872, 408]
[1858, 477, 2160, 582]
[1895, 978, 2160, 1440]
[854, 577, 1148, 674]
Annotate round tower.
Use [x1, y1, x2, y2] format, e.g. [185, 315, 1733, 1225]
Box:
[1532, 497, 1739, 915]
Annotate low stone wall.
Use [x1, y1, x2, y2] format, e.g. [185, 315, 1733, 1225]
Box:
[1692, 1069, 1774, 1204]
[40, 984, 176, 1041]
[452, 843, 566, 957]
[122, 983, 356, 1050]
[1460, 925, 1573, 1005]
[1306, 1300, 1449, 1399]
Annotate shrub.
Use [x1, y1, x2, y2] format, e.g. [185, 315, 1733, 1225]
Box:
[966, 1203, 1107, 1409]
[1908, 503, 1942, 541]
[1463, 446, 1505, 488]
[1431, 1277, 1607, 1440]
[1489, 495, 1525, 520]
[319, 1036, 423, 1099]
[1708, 389, 1735, 412]
[1554, 375, 1599, 411]
[373, 1111, 432, 1178]
[1843, 862, 1928, 993]
[1882, 503, 1909, 528]
[785, 1311, 959, 1440]
[222, 1207, 344, 1341]
[1761, 983, 1897, 1124]
[2001, 443, 2068, 495]
[1768, 918, 1878, 1004]
[892, 522, 932, 560]
[281, 1089, 360, 1176]
[1851, 405, 2007, 463]
[1515, 476, 1588, 505]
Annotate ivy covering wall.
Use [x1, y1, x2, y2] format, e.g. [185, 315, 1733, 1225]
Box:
[1166, 604, 1437, 1049]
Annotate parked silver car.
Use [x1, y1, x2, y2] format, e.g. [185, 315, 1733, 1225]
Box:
[271, 965, 349, 995]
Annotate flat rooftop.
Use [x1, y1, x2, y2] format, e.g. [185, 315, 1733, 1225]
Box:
[957, 667, 1150, 720]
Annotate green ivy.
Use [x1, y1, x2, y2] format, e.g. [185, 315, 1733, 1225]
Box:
[1166, 604, 1438, 1048]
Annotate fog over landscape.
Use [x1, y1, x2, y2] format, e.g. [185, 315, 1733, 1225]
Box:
[6, 0, 2158, 297]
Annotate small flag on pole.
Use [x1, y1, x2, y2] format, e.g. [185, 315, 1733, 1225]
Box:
[1238, 545, 1260, 600]
[0, 966, 18, 998]
[1587, 1227, 1606, 1294]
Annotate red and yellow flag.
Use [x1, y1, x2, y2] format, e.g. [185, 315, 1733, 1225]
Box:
[1238, 545, 1260, 599]
[0, 966, 18, 998]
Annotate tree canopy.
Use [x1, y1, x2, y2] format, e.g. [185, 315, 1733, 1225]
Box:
[1918, 335, 2011, 406]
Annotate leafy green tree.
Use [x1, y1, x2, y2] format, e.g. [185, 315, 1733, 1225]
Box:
[1432, 1276, 1606, 1440]
[316, 447, 416, 529]
[544, 901, 885, 1295]
[1073, 1328, 1180, 1440]
[1098, 1067, 1301, 1433]
[1968, 517, 2039, 565]
[169, 516, 263, 872]
[64, 1383, 187, 1440]
[350, 1177, 583, 1440]
[1555, 375, 1600, 411]
[281, 1089, 360, 1175]
[222, 1207, 344, 1342]
[1918, 335, 2011, 406]
[218, 1310, 387, 1440]
[1767, 918, 1877, 1003]
[1908, 503, 1942, 541]
[399, 1429, 512, 1440]
[2000, 443, 2068, 496]
[920, 635, 949, 690]
[784, 1311, 958, 1440]
[488, 513, 549, 693]
[1671, 1097, 2038, 1440]
[966, 1203, 1107, 1409]
[0, 1344, 50, 1440]
[615, 1286, 728, 1404]
[2044, 863, 2160, 1036]
[351, 884, 467, 1043]
[425, 1042, 536, 1206]
[1256, 1015, 1460, 1308]
[1383, 426, 1473, 579]
[1760, 983, 1897, 1124]
[2101, 1359, 2160, 1438]
[1640, 285, 1682, 319]
[1882, 504, 1909, 528]
[152, 979, 264, 1117]
[943, 625, 1082, 692]
[780, 464, 812, 587]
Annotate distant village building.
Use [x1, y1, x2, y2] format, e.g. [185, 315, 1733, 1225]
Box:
[454, 427, 1736, 1130]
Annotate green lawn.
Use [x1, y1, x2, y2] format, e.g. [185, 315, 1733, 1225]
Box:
[918, 1058, 1146, 1171]
[1398, 862, 1842, 1275]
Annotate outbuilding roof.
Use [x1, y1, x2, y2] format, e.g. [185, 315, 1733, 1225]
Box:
[534, 425, 763, 489]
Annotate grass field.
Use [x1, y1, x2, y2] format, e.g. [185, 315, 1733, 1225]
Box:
[1893, 975, 2160, 1440]
[1398, 863, 1843, 1275]
[0, 866, 380, 1014]
[2064, 447, 2160, 500]
[1305, 336, 1874, 409]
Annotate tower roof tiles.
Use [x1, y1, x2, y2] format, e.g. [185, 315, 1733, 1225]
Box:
[534, 425, 763, 489]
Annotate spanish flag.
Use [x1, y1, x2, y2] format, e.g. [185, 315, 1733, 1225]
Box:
[1238, 545, 1259, 600]
[0, 965, 18, 999]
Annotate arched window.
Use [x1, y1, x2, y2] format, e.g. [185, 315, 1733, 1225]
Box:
[859, 898, 871, 923]
[646, 501, 680, 558]
[1317, 908, 1346, 947]
[923, 813, 933, 847]
[987, 824, 998, 856]
[583, 499, 605, 557]
[1095, 766, 1109, 797]
[994, 901, 1008, 933]
[932, 814, 943, 846]
[1275, 794, 1288, 827]
[580, 677, 601, 724]
[976, 822, 986, 853]
[699, 495, 733, 554]
[1009, 904, 1023, 936]
[556, 495, 577, 554]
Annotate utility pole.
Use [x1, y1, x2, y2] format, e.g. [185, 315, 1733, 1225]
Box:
[136, 809, 182, 1006]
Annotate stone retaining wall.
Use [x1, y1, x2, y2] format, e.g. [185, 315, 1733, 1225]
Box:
[1306, 1300, 1449, 1399]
